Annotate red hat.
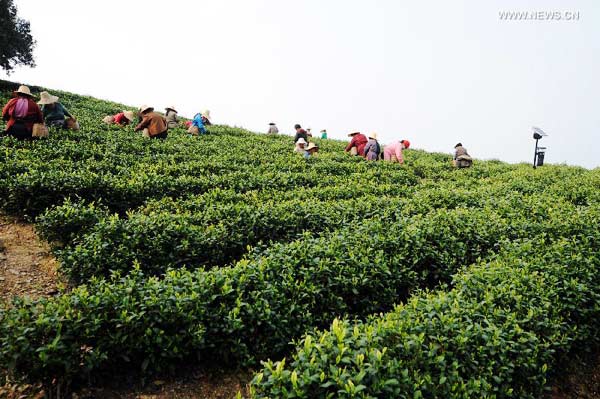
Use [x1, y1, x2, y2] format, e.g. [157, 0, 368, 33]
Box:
[401, 139, 410, 149]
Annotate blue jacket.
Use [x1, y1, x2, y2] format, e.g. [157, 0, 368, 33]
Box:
[192, 113, 206, 133]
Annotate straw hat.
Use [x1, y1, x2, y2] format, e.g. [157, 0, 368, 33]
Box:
[165, 106, 177, 113]
[123, 111, 135, 121]
[296, 138, 307, 145]
[369, 132, 378, 140]
[38, 91, 59, 105]
[348, 131, 360, 137]
[140, 105, 154, 113]
[201, 110, 211, 120]
[14, 85, 33, 97]
[307, 142, 319, 151]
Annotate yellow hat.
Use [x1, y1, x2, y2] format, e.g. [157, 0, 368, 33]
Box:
[369, 132, 378, 140]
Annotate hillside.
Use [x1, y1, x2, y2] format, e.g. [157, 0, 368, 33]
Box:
[1, 79, 600, 398]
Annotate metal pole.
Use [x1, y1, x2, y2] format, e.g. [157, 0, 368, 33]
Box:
[533, 138, 539, 169]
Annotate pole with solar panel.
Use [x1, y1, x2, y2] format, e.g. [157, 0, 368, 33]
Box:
[532, 127, 548, 168]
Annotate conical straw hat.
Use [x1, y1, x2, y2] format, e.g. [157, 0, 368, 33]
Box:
[38, 91, 59, 105]
[14, 85, 33, 97]
[123, 111, 135, 121]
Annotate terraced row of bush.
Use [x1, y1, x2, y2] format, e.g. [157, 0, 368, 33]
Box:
[35, 185, 484, 282]
[50, 195, 406, 282]
[250, 233, 600, 398]
[30, 165, 598, 284]
[36, 183, 411, 247]
[2, 195, 597, 387]
[0, 122, 424, 220]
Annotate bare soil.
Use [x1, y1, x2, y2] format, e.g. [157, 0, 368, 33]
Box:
[0, 215, 62, 303]
[545, 350, 600, 399]
[1, 368, 251, 399]
[72, 369, 252, 399]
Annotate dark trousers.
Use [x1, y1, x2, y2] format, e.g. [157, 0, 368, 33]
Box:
[6, 122, 33, 140]
[47, 119, 66, 128]
[151, 131, 168, 140]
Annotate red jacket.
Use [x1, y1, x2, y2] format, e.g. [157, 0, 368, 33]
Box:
[2, 97, 43, 131]
[113, 112, 130, 125]
[345, 133, 368, 156]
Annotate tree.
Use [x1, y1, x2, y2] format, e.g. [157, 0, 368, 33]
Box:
[0, 0, 35, 74]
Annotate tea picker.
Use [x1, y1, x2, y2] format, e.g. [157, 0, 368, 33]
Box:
[453, 142, 472, 168]
[38, 91, 78, 130]
[383, 139, 410, 163]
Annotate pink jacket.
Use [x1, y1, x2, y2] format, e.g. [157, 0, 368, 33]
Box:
[383, 141, 404, 163]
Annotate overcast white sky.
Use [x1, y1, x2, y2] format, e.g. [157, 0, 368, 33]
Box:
[3, 0, 599, 168]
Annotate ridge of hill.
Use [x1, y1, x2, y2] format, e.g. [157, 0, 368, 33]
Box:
[0, 80, 599, 398]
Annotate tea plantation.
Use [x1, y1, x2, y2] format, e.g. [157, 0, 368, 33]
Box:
[1, 79, 599, 398]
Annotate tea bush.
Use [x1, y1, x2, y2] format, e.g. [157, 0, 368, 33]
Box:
[250, 235, 600, 398]
[2, 203, 598, 386]
[2, 79, 600, 395]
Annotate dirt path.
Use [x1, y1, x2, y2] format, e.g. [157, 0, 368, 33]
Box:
[73, 369, 252, 399]
[545, 350, 600, 399]
[0, 215, 61, 302]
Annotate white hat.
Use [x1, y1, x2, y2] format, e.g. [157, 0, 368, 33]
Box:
[369, 132, 378, 140]
[38, 91, 59, 105]
[140, 105, 154, 113]
[123, 111, 135, 121]
[307, 142, 319, 151]
[201, 110, 211, 120]
[296, 138, 307, 145]
[14, 85, 33, 97]
[165, 106, 177, 113]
